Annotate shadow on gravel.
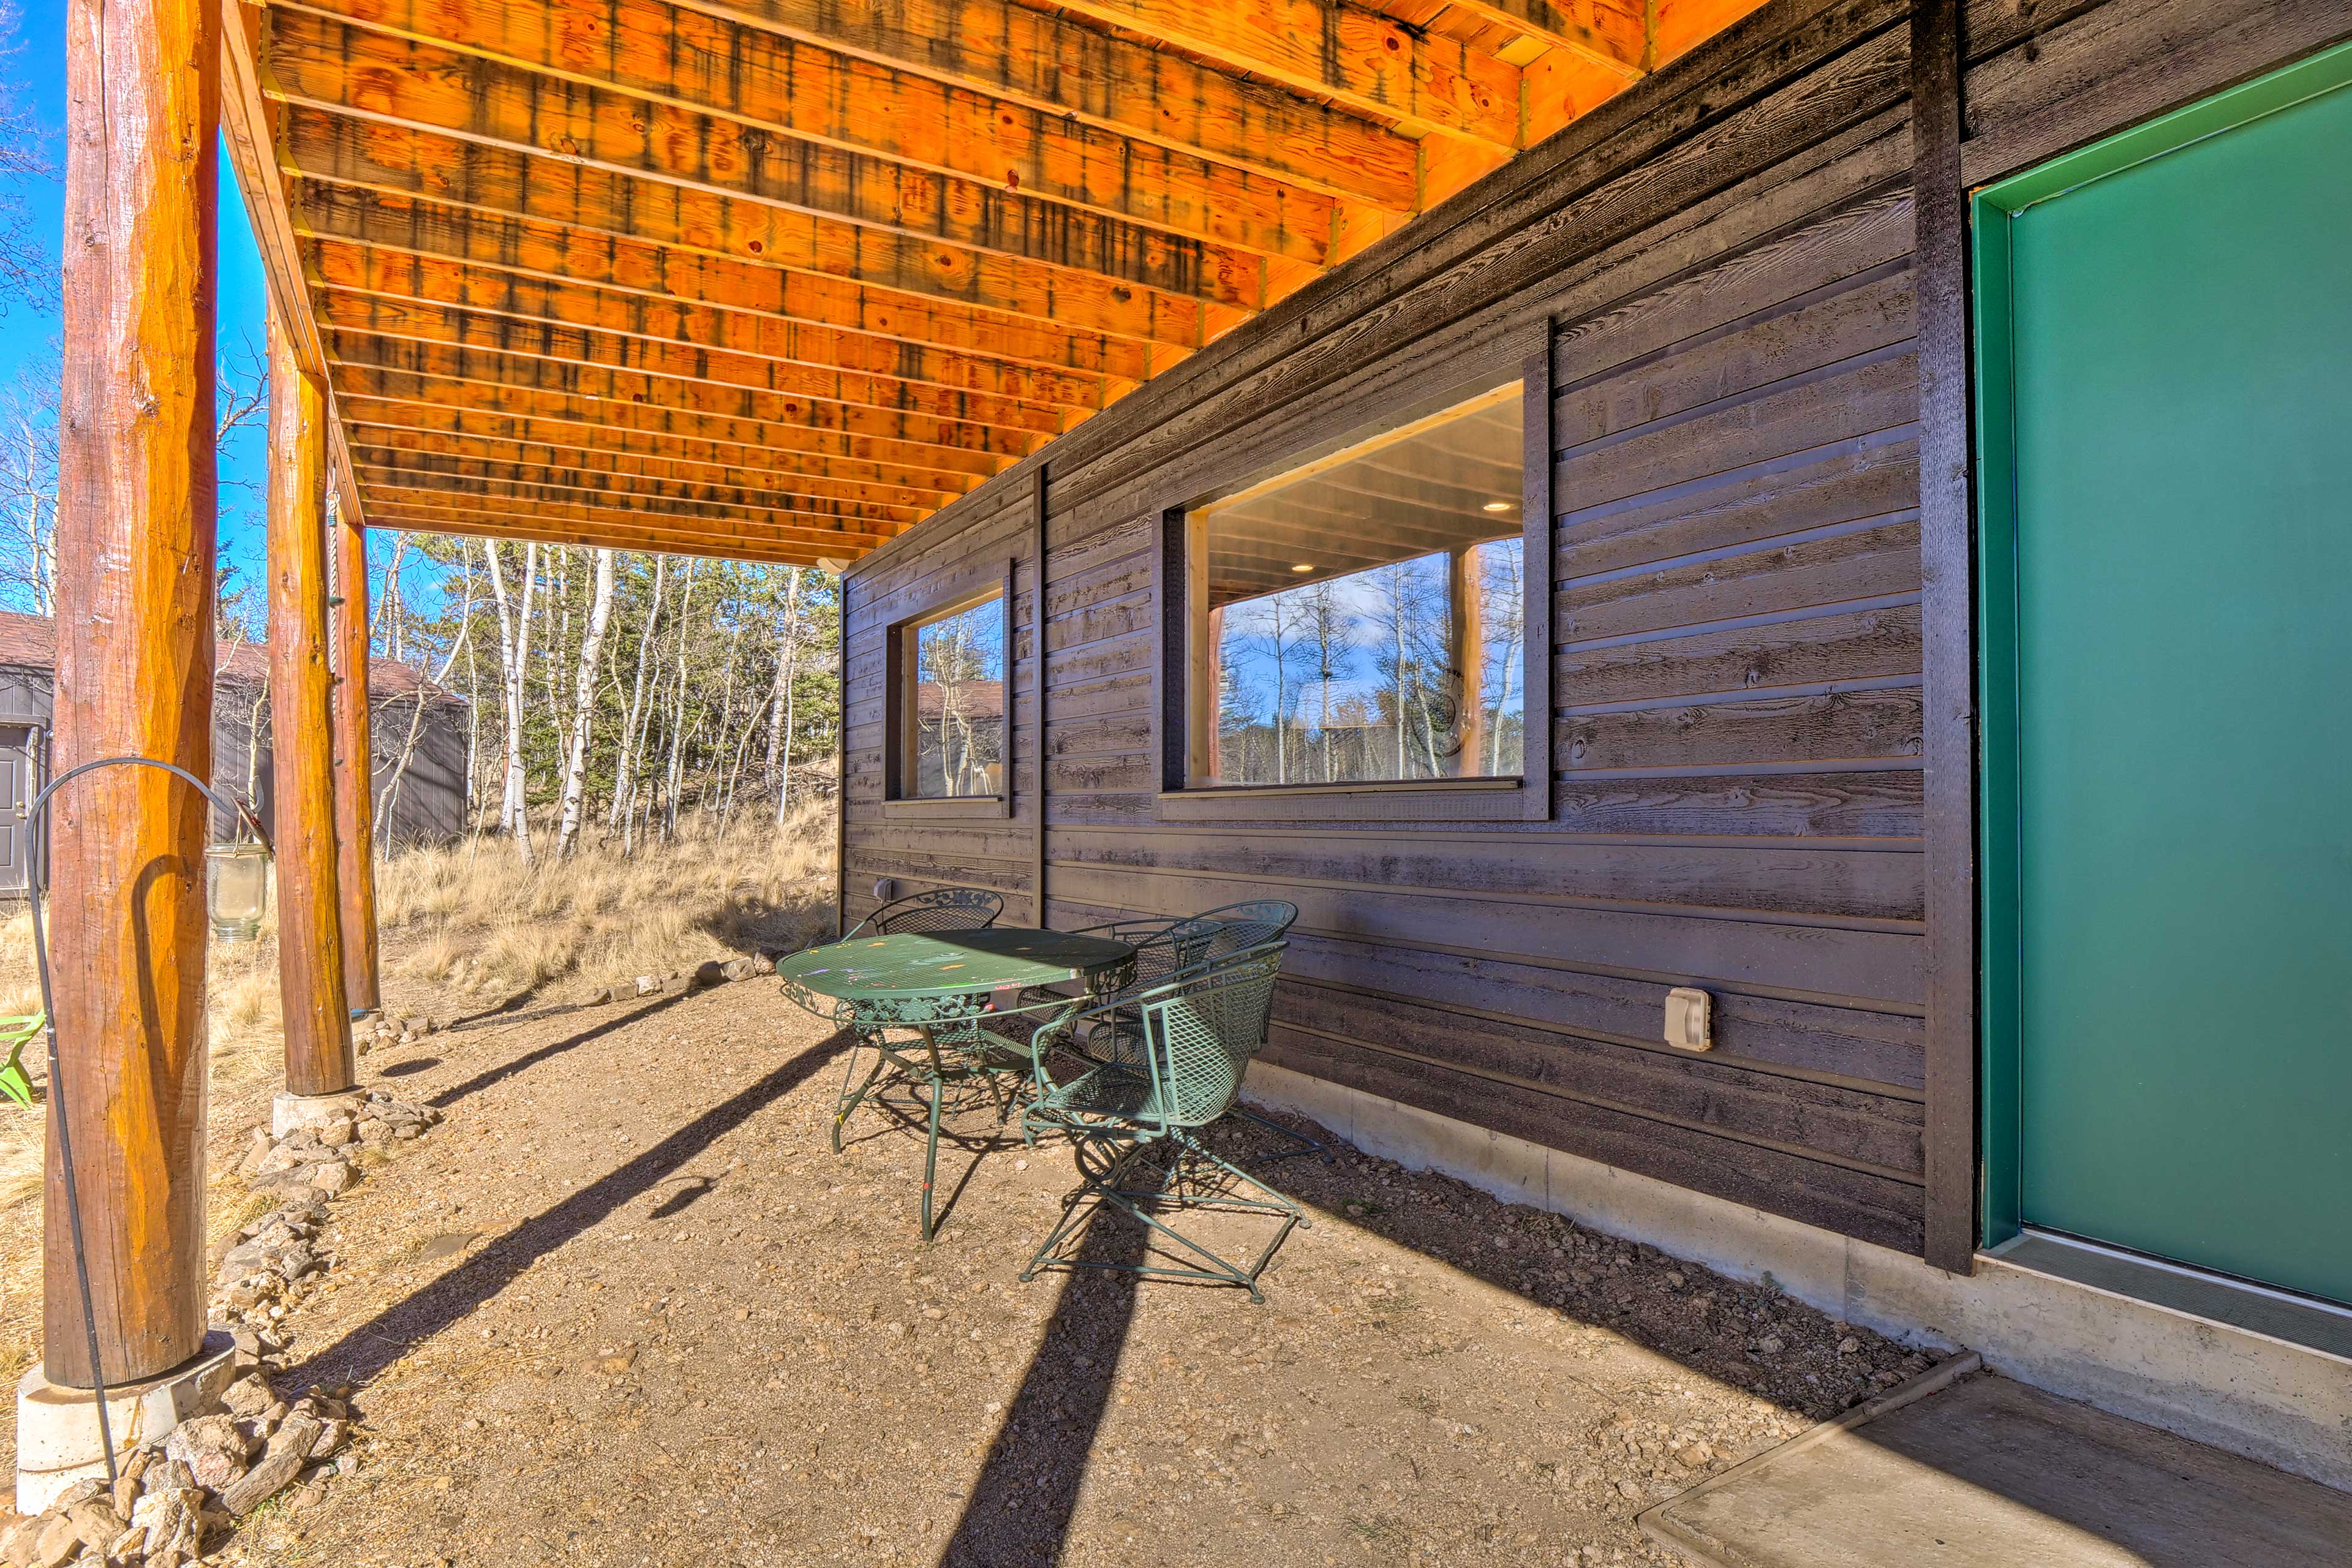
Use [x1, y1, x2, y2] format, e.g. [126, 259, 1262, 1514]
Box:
[427, 993, 685, 1109]
[297, 1027, 851, 1392]
[939, 1215, 1148, 1568]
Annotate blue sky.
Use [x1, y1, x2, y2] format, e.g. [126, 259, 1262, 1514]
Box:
[5, 0, 293, 606]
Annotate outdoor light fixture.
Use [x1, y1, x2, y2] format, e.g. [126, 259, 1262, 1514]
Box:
[1291, 562, 1314, 573]
[1482, 500, 1513, 513]
[205, 841, 273, 943]
[24, 755, 271, 1485]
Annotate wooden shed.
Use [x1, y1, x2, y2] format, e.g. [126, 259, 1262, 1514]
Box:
[0, 611, 469, 892]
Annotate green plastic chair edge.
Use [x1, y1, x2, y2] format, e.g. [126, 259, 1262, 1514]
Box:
[0, 1011, 45, 1109]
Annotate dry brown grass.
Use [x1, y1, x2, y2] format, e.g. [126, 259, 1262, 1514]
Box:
[0, 905, 290, 1378]
[0, 905, 287, 1215]
[0, 804, 835, 1309]
[379, 802, 837, 1002]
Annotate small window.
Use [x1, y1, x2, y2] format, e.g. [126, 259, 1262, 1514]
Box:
[899, 589, 1007, 800]
[1182, 385, 1528, 788]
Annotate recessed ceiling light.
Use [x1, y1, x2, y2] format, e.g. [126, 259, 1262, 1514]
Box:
[1291, 563, 1314, 572]
[1482, 500, 1512, 513]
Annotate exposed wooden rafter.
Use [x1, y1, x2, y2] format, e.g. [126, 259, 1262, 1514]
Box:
[217, 0, 1774, 564]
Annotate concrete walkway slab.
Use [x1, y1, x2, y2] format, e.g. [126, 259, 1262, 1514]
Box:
[1642, 1362, 2352, 1566]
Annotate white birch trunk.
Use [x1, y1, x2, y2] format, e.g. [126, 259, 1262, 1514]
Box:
[486, 539, 540, 861]
[661, 561, 699, 839]
[554, 547, 616, 856]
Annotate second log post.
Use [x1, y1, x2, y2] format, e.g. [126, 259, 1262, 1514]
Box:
[330, 475, 380, 1015]
[266, 313, 355, 1106]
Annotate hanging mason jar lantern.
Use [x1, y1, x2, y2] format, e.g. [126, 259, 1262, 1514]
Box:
[205, 840, 272, 943]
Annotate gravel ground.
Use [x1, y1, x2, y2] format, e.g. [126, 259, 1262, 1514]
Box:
[81, 967, 1945, 1568]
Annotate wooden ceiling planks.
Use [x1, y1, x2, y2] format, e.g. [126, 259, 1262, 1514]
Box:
[224, 0, 1766, 565]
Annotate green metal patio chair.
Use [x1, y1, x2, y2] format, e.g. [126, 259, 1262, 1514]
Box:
[1185, 900, 1297, 962]
[1017, 950, 1306, 1301]
[846, 886, 1005, 938]
[995, 915, 1221, 1066]
[832, 884, 1005, 1066]
[1178, 901, 1326, 1164]
[0, 1011, 43, 1109]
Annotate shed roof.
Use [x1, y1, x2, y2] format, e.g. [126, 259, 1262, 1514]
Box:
[219, 0, 1763, 570]
[0, 611, 464, 705]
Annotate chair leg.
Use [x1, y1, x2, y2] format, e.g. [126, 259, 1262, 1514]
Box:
[1167, 1131, 1311, 1231]
[1224, 1104, 1332, 1166]
[1023, 1131, 1305, 1302]
[1019, 1136, 1146, 1282]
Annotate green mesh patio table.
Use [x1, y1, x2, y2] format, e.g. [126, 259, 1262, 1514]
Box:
[778, 928, 1136, 1240]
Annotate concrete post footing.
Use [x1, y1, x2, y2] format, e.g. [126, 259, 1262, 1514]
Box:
[272, 1088, 363, 1138]
[13, 1330, 236, 1514]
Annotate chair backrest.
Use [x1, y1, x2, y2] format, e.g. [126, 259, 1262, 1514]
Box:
[870, 886, 1005, 935]
[1188, 900, 1298, 963]
[1135, 948, 1285, 1129]
[1103, 918, 1213, 991]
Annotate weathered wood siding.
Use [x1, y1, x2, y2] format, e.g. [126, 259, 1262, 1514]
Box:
[842, 0, 2352, 1261]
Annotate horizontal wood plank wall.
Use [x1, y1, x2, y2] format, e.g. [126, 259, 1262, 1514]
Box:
[840, 0, 2350, 1262]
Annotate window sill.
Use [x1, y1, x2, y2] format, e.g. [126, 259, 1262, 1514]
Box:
[881, 795, 1008, 820]
[1156, 776, 1524, 823]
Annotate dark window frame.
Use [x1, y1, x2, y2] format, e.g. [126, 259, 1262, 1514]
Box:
[1155, 345, 1554, 824]
[883, 560, 1016, 820]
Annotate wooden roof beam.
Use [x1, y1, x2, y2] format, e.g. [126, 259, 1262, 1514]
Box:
[290, 0, 1423, 207]
[282, 134, 1234, 346]
[352, 458, 926, 529]
[375, 511, 846, 566]
[1046, 0, 1521, 149]
[1444, 0, 1648, 76]
[333, 366, 1019, 479]
[349, 444, 939, 515]
[304, 243, 1121, 414]
[267, 6, 1328, 270]
[295, 192, 1171, 382]
[314, 293, 1079, 435]
[347, 432, 955, 511]
[363, 486, 896, 550]
[323, 333, 1045, 459]
[337, 399, 983, 498]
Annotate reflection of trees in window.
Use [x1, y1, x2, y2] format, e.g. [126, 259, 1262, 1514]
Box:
[1188, 380, 1526, 789]
[1368, 557, 1453, 779]
[912, 599, 1004, 797]
[1210, 539, 1519, 786]
[1479, 539, 1525, 777]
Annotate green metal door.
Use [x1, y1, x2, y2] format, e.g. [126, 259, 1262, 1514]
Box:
[1977, 45, 2352, 1305]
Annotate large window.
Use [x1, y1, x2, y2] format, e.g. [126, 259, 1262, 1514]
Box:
[900, 589, 1006, 800]
[1183, 385, 1529, 789]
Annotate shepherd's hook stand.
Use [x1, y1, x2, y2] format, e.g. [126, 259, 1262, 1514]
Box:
[13, 757, 260, 1515]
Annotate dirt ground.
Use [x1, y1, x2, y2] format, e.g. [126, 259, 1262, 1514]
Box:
[7, 951, 1932, 1568]
[1, 940, 1950, 1568]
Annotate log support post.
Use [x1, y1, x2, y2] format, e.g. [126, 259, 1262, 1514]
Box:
[20, 0, 236, 1510]
[330, 482, 380, 1014]
[266, 310, 355, 1106]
